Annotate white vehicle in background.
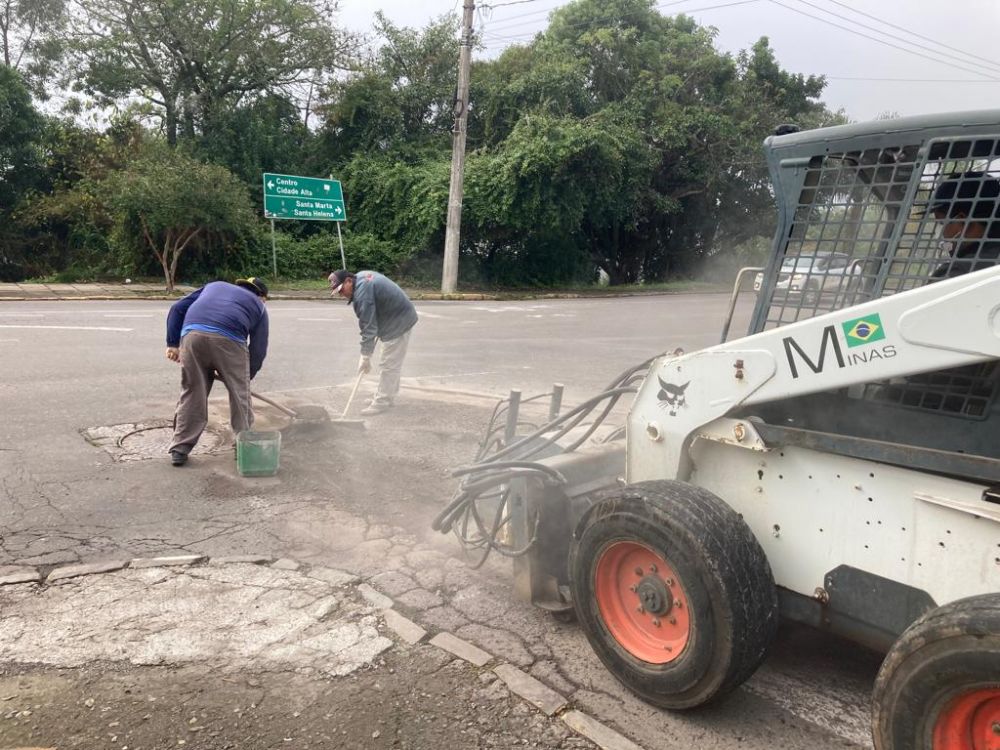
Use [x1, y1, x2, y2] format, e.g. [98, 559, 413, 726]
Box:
[753, 252, 862, 303]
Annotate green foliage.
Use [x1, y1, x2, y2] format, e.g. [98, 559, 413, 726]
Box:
[231, 227, 410, 280]
[0, 0, 67, 95]
[103, 145, 257, 289]
[0, 66, 46, 279]
[4, 0, 849, 288]
[68, 0, 354, 145]
[0, 66, 43, 202]
[341, 156, 449, 251]
[194, 94, 313, 191]
[316, 13, 458, 164]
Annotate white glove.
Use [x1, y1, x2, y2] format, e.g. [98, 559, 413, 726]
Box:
[358, 355, 372, 374]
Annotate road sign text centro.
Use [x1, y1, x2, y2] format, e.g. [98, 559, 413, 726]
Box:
[262, 172, 346, 222]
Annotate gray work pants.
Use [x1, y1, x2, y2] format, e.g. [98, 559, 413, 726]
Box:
[170, 331, 253, 455]
[371, 329, 412, 407]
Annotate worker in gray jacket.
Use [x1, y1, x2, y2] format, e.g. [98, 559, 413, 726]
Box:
[329, 269, 418, 416]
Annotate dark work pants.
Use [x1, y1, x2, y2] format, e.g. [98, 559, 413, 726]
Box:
[169, 331, 254, 455]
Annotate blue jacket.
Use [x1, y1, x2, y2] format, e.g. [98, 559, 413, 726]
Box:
[349, 271, 418, 356]
[166, 281, 269, 378]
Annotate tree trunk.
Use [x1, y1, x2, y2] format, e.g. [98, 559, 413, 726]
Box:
[164, 101, 178, 147]
[160, 249, 172, 292]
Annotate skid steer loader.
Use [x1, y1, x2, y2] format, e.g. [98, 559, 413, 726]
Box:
[433, 109, 1000, 750]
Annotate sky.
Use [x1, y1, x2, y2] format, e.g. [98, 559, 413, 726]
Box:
[335, 0, 1000, 122]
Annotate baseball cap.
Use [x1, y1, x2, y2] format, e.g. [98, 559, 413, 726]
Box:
[328, 269, 352, 295]
[235, 277, 269, 298]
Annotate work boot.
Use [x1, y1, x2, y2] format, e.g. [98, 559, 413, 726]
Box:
[170, 450, 188, 467]
[361, 402, 391, 416]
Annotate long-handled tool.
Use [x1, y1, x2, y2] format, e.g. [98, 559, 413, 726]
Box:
[328, 370, 367, 429]
[249, 390, 330, 425]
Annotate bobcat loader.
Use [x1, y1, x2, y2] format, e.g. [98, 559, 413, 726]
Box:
[434, 110, 1000, 750]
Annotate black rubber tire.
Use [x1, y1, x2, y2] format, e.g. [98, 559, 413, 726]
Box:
[872, 594, 1000, 750]
[569, 480, 778, 709]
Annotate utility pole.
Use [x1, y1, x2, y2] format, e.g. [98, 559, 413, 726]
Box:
[441, 0, 475, 295]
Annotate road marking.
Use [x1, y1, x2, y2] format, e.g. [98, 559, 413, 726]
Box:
[0, 313, 44, 317]
[469, 305, 555, 313]
[408, 371, 497, 380]
[267, 307, 339, 313]
[0, 324, 134, 332]
[0, 338, 20, 342]
[103, 314, 154, 318]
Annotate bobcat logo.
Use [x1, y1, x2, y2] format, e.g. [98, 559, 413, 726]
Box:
[657, 377, 690, 417]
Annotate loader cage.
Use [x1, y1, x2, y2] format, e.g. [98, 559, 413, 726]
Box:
[746, 117, 1000, 463]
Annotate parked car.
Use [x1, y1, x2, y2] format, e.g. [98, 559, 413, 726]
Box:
[753, 252, 862, 303]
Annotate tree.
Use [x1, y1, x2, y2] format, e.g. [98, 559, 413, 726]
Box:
[0, 65, 42, 202]
[317, 13, 459, 164]
[462, 0, 842, 284]
[0, 0, 65, 95]
[68, 0, 355, 145]
[194, 93, 313, 189]
[0, 66, 44, 279]
[105, 147, 256, 289]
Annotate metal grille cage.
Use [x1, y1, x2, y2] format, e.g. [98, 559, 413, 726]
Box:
[757, 136, 1000, 419]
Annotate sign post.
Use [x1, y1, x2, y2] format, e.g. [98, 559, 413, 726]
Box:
[270, 219, 277, 279]
[262, 173, 348, 275]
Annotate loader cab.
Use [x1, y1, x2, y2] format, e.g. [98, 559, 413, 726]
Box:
[745, 112, 1000, 465]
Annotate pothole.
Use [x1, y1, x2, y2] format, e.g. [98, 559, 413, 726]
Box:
[82, 421, 228, 461]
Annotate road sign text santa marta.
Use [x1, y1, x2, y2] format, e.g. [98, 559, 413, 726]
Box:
[262, 173, 346, 222]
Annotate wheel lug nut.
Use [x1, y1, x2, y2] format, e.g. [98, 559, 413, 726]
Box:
[634, 567, 643, 576]
[669, 617, 676, 625]
[636, 605, 645, 614]
[665, 578, 674, 586]
[630, 584, 638, 592]
[675, 600, 683, 609]
[993, 721, 1000, 735]
[649, 564, 658, 573]
[653, 618, 661, 627]
[663, 645, 672, 652]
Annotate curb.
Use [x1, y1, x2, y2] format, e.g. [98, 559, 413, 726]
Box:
[0, 554, 647, 750]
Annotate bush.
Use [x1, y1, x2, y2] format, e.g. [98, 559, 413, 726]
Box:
[229, 225, 414, 280]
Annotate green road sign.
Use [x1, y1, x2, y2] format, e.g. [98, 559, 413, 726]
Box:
[262, 172, 346, 222]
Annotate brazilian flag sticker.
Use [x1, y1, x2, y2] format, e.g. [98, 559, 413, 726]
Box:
[842, 313, 886, 348]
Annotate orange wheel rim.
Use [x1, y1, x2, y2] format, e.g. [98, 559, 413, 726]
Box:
[593, 541, 690, 664]
[933, 689, 1000, 749]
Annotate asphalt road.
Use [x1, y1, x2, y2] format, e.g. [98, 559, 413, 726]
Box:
[0, 293, 880, 750]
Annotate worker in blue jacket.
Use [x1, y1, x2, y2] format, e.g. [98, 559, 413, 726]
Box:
[165, 278, 270, 466]
[328, 269, 418, 415]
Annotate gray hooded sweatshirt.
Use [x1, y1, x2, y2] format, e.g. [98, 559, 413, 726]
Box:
[349, 271, 418, 356]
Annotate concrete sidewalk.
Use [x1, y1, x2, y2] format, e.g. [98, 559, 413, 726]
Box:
[0, 281, 195, 301]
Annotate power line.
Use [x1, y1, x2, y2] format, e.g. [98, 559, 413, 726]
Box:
[787, 0, 1000, 77]
[481, 0, 760, 43]
[480, 0, 543, 8]
[769, 0, 1000, 82]
[826, 0, 1000, 74]
[481, 0, 708, 37]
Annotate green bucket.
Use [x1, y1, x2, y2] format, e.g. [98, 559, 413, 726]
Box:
[236, 430, 281, 477]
